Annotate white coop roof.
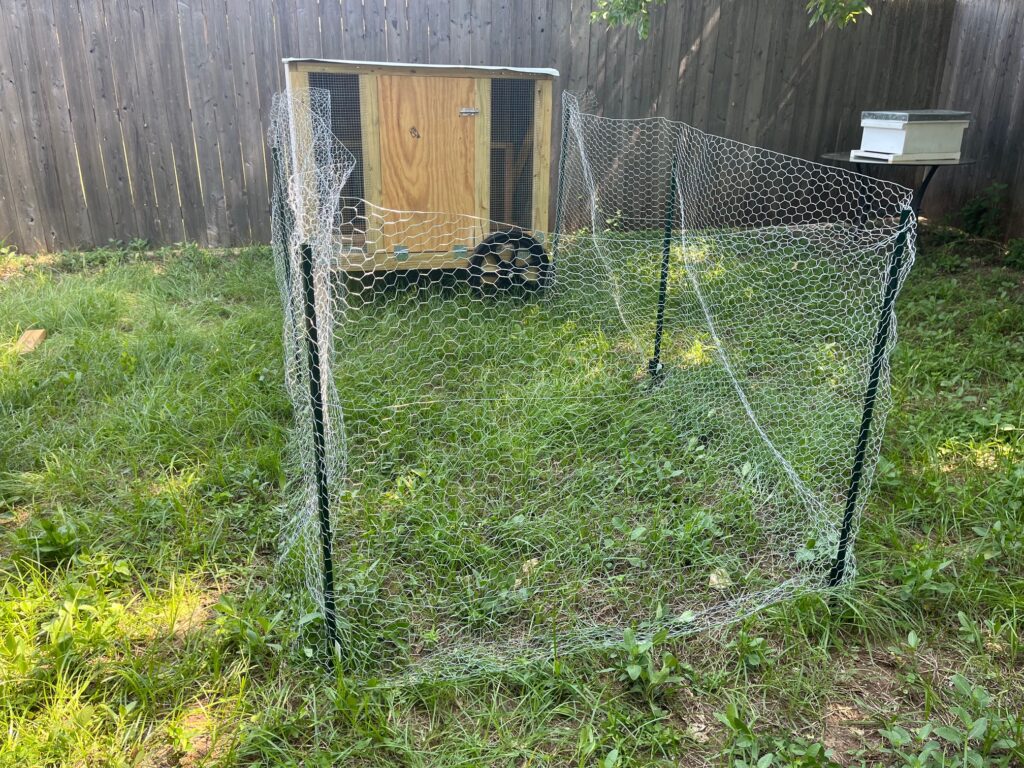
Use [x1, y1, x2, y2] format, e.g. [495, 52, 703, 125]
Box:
[283, 58, 559, 78]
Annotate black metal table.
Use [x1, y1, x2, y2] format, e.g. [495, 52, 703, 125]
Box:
[821, 152, 975, 217]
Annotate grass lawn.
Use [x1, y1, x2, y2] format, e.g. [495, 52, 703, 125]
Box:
[1, 228, 1022, 766]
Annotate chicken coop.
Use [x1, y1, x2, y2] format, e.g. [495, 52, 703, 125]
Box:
[283, 58, 557, 275]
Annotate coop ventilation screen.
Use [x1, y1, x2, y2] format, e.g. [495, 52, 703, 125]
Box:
[490, 78, 535, 230]
[307, 71, 365, 230]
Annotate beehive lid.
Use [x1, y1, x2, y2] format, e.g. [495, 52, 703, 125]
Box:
[861, 109, 971, 123]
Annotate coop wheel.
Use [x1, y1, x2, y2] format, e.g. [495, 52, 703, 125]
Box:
[468, 229, 551, 295]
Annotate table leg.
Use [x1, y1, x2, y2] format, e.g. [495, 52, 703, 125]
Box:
[911, 165, 940, 218]
[853, 162, 869, 225]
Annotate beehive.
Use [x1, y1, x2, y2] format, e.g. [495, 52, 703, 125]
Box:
[851, 109, 970, 163]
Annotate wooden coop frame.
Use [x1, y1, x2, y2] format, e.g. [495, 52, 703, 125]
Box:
[284, 59, 557, 272]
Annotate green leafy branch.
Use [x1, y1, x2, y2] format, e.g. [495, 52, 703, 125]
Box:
[592, 0, 878, 40]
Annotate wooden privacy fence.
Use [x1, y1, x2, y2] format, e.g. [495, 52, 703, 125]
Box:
[0, 0, 1020, 253]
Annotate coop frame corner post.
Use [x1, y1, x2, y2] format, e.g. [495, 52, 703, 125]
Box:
[298, 241, 341, 664]
[648, 152, 679, 384]
[828, 208, 913, 588]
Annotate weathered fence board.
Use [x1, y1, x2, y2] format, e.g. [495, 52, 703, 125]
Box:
[0, 0, 1020, 252]
[932, 0, 1024, 235]
[0, 6, 44, 250]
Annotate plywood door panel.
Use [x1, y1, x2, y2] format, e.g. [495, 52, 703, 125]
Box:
[377, 75, 482, 253]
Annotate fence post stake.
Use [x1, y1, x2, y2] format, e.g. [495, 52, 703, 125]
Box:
[828, 208, 912, 587]
[648, 153, 678, 383]
[298, 242, 340, 664]
[271, 147, 291, 288]
[550, 99, 571, 264]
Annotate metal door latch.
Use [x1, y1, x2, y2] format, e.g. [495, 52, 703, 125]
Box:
[459, 107, 480, 117]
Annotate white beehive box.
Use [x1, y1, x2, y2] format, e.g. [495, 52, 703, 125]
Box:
[851, 110, 970, 163]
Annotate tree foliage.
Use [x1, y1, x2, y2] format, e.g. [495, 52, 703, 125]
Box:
[592, 0, 876, 39]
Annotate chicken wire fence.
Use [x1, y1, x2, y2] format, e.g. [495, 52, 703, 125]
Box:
[269, 87, 915, 681]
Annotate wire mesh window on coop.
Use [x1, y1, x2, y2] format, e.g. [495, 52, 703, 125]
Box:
[269, 86, 915, 681]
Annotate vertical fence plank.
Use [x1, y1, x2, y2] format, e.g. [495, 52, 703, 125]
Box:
[0, 124, 22, 248]
[273, 0, 298, 58]
[618, 14, 641, 116]
[946, 0, 1024, 233]
[0, 1, 46, 249]
[34, 0, 98, 247]
[827, 7, 873, 153]
[490, 0, 513, 66]
[722, 0, 756, 139]
[226, 0, 271, 241]
[563, 0, 587, 97]
[338, 0, 364, 58]
[203, 0, 251, 241]
[383, 0, 407, 61]
[292, 0, 322, 56]
[738, 0, 773, 144]
[128, 0, 180, 243]
[101, 0, 165, 244]
[406, 2, 431, 63]
[449, 0, 473, 65]
[690, 0, 721, 132]
[427, 0, 452, 64]
[706, 0, 737, 135]
[163, 0, 208, 243]
[470, 0, 493, 65]
[767, 0, 806, 151]
[176, 0, 228, 244]
[655, 0, 687, 120]
[319, 0, 345, 58]
[360, 0, 388, 61]
[529, 0, 553, 69]
[250, 0, 283, 231]
[9, 0, 88, 250]
[547, 0, 574, 225]
[637, 2, 670, 117]
[250, 0, 283, 94]
[50, 0, 115, 242]
[675, 0, 713, 125]
[795, 25, 839, 161]
[91, 0, 155, 239]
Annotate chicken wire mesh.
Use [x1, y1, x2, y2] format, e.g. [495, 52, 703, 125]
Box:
[269, 87, 916, 681]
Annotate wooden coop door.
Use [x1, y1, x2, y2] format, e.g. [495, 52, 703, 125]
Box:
[377, 75, 483, 253]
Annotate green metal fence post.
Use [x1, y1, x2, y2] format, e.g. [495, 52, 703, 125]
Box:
[648, 153, 679, 383]
[828, 208, 912, 587]
[298, 242, 340, 664]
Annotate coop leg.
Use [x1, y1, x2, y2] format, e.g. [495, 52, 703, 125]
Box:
[827, 208, 912, 587]
[298, 242, 341, 665]
[648, 155, 678, 384]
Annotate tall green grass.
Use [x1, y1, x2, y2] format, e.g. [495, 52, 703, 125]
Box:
[0, 233, 1021, 766]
